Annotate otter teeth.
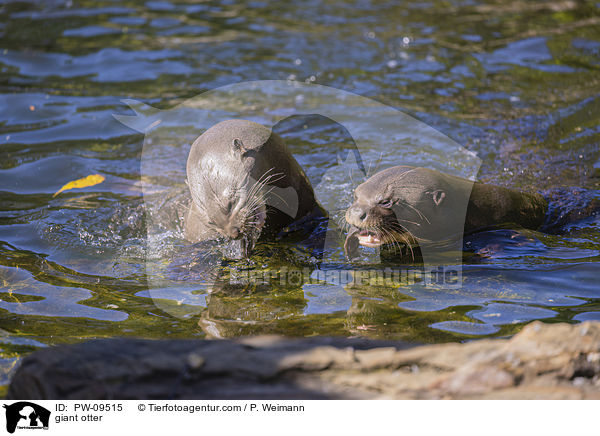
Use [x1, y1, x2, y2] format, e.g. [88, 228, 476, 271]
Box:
[357, 230, 382, 247]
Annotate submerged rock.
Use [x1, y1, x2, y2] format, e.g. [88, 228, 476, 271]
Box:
[7, 322, 600, 399]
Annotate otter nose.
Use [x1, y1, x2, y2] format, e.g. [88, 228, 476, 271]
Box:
[349, 206, 367, 222]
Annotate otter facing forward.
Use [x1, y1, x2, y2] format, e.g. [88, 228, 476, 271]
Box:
[344, 166, 548, 258]
[185, 119, 323, 257]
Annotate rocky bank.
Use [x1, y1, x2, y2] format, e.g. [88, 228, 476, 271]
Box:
[7, 321, 600, 399]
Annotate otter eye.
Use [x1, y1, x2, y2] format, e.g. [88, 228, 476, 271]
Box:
[378, 199, 393, 208]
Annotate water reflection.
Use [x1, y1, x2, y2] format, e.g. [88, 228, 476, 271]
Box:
[1, 0, 600, 393]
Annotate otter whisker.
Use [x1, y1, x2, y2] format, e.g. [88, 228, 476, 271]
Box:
[395, 218, 421, 227]
[371, 152, 384, 176]
[244, 197, 265, 214]
[367, 158, 373, 177]
[245, 170, 285, 208]
[376, 223, 417, 261]
[382, 227, 405, 256]
[384, 215, 422, 229]
[398, 232, 415, 261]
[250, 168, 284, 191]
[264, 189, 292, 209]
[393, 167, 419, 183]
[336, 216, 351, 231]
[398, 201, 431, 225]
[381, 225, 408, 258]
[247, 203, 266, 213]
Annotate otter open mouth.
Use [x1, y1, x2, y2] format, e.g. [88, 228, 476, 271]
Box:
[356, 229, 383, 247]
[344, 224, 415, 261]
[345, 226, 382, 259]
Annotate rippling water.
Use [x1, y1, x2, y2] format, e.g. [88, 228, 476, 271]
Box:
[1, 0, 600, 392]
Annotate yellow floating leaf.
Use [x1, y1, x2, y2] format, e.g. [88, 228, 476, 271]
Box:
[53, 174, 105, 197]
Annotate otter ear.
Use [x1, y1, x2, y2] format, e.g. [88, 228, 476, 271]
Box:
[232, 138, 248, 156]
[432, 190, 445, 206]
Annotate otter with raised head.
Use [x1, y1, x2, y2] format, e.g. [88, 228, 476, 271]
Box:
[344, 166, 550, 259]
[185, 119, 323, 258]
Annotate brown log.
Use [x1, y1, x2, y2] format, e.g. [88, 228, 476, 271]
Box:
[7, 322, 600, 399]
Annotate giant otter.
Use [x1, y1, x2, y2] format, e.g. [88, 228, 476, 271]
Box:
[344, 165, 565, 259]
[185, 119, 324, 257]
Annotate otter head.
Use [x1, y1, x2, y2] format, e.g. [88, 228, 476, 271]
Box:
[344, 166, 471, 258]
[186, 120, 280, 258]
[193, 166, 269, 258]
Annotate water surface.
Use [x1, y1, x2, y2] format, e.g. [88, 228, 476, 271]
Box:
[1, 0, 600, 393]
